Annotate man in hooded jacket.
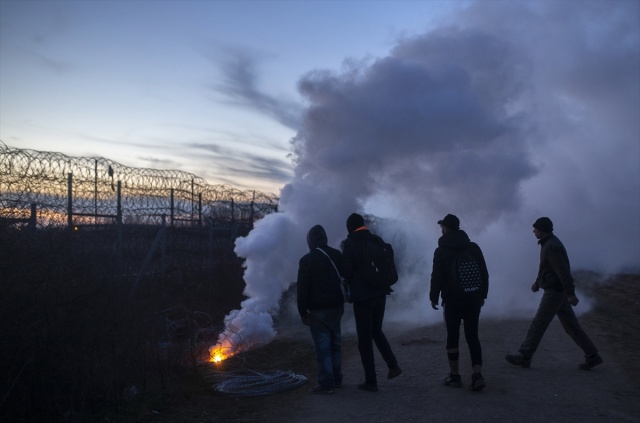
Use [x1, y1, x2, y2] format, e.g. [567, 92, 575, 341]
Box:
[342, 213, 402, 392]
[297, 224, 345, 394]
[430, 214, 489, 391]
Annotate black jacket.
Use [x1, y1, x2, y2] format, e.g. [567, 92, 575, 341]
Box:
[297, 225, 344, 316]
[536, 234, 575, 296]
[429, 229, 489, 304]
[342, 228, 392, 302]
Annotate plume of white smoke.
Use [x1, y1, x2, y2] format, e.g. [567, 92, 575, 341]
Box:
[211, 0, 639, 356]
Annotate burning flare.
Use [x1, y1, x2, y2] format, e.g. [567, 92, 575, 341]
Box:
[209, 348, 227, 363]
[209, 308, 277, 364]
[209, 338, 236, 363]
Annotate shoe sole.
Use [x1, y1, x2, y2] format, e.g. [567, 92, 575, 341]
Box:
[443, 380, 462, 388]
[505, 356, 531, 368]
[579, 359, 603, 370]
[470, 382, 486, 392]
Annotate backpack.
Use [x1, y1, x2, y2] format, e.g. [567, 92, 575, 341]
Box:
[362, 235, 398, 288]
[451, 243, 483, 296]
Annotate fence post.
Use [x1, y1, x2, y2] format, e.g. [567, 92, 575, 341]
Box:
[231, 198, 235, 226]
[170, 188, 174, 227]
[29, 203, 37, 229]
[198, 193, 202, 227]
[116, 181, 122, 224]
[250, 190, 255, 229]
[94, 159, 98, 224]
[67, 173, 73, 229]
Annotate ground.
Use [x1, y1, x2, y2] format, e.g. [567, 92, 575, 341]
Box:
[140, 273, 640, 423]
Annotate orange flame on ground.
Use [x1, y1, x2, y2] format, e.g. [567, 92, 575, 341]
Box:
[209, 348, 227, 363]
[209, 338, 236, 363]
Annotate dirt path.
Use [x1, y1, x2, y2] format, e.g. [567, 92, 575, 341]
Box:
[153, 276, 639, 423]
[277, 318, 640, 423]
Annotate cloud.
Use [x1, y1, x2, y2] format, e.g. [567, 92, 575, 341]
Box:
[188, 141, 293, 187]
[211, 47, 303, 130]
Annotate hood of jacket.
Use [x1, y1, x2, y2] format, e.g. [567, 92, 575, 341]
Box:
[307, 225, 328, 250]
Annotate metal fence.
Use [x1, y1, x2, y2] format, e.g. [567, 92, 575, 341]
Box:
[0, 140, 279, 228]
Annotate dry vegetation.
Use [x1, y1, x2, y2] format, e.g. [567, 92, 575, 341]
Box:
[0, 223, 250, 422]
[1, 222, 638, 423]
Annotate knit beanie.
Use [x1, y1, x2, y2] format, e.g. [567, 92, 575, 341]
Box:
[346, 213, 365, 233]
[533, 217, 553, 233]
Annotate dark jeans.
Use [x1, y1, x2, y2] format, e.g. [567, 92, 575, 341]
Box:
[309, 307, 343, 389]
[519, 290, 597, 359]
[353, 295, 398, 385]
[443, 297, 483, 367]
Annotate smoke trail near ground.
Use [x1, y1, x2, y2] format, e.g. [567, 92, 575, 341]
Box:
[211, 0, 639, 356]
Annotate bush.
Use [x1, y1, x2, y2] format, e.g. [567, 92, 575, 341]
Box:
[0, 223, 247, 422]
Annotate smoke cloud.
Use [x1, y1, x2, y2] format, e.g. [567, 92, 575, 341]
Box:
[212, 0, 640, 355]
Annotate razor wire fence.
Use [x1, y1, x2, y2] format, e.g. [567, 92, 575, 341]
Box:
[0, 140, 279, 229]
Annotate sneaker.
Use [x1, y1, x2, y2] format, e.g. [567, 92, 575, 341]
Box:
[311, 385, 335, 394]
[387, 364, 402, 379]
[442, 372, 462, 388]
[470, 373, 486, 392]
[505, 353, 531, 368]
[357, 382, 379, 392]
[579, 353, 603, 370]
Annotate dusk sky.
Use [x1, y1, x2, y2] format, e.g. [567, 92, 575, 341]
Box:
[1, 0, 461, 194]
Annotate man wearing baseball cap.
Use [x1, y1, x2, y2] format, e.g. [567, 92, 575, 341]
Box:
[505, 217, 602, 370]
[430, 214, 489, 391]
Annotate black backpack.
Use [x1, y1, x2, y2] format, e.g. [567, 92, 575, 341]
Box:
[362, 235, 398, 288]
[451, 243, 483, 296]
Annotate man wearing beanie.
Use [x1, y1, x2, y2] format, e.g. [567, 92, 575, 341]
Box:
[506, 217, 603, 370]
[430, 214, 489, 391]
[342, 213, 402, 392]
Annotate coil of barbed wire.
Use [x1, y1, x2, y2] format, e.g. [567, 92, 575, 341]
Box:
[204, 369, 308, 397]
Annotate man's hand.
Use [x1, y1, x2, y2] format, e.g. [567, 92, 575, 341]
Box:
[568, 295, 579, 306]
[531, 282, 540, 292]
[301, 314, 310, 326]
[431, 302, 439, 310]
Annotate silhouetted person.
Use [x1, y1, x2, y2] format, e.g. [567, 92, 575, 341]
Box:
[430, 214, 488, 391]
[342, 213, 401, 392]
[505, 217, 602, 370]
[297, 224, 345, 394]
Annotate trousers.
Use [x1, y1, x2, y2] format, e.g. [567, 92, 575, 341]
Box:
[309, 307, 343, 388]
[519, 290, 598, 359]
[443, 296, 483, 367]
[353, 295, 398, 384]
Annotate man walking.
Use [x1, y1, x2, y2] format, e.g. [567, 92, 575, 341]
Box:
[342, 213, 402, 392]
[505, 217, 603, 370]
[297, 224, 345, 394]
[430, 214, 489, 391]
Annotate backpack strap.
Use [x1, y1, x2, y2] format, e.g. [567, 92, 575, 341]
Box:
[316, 247, 349, 302]
[316, 247, 341, 278]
